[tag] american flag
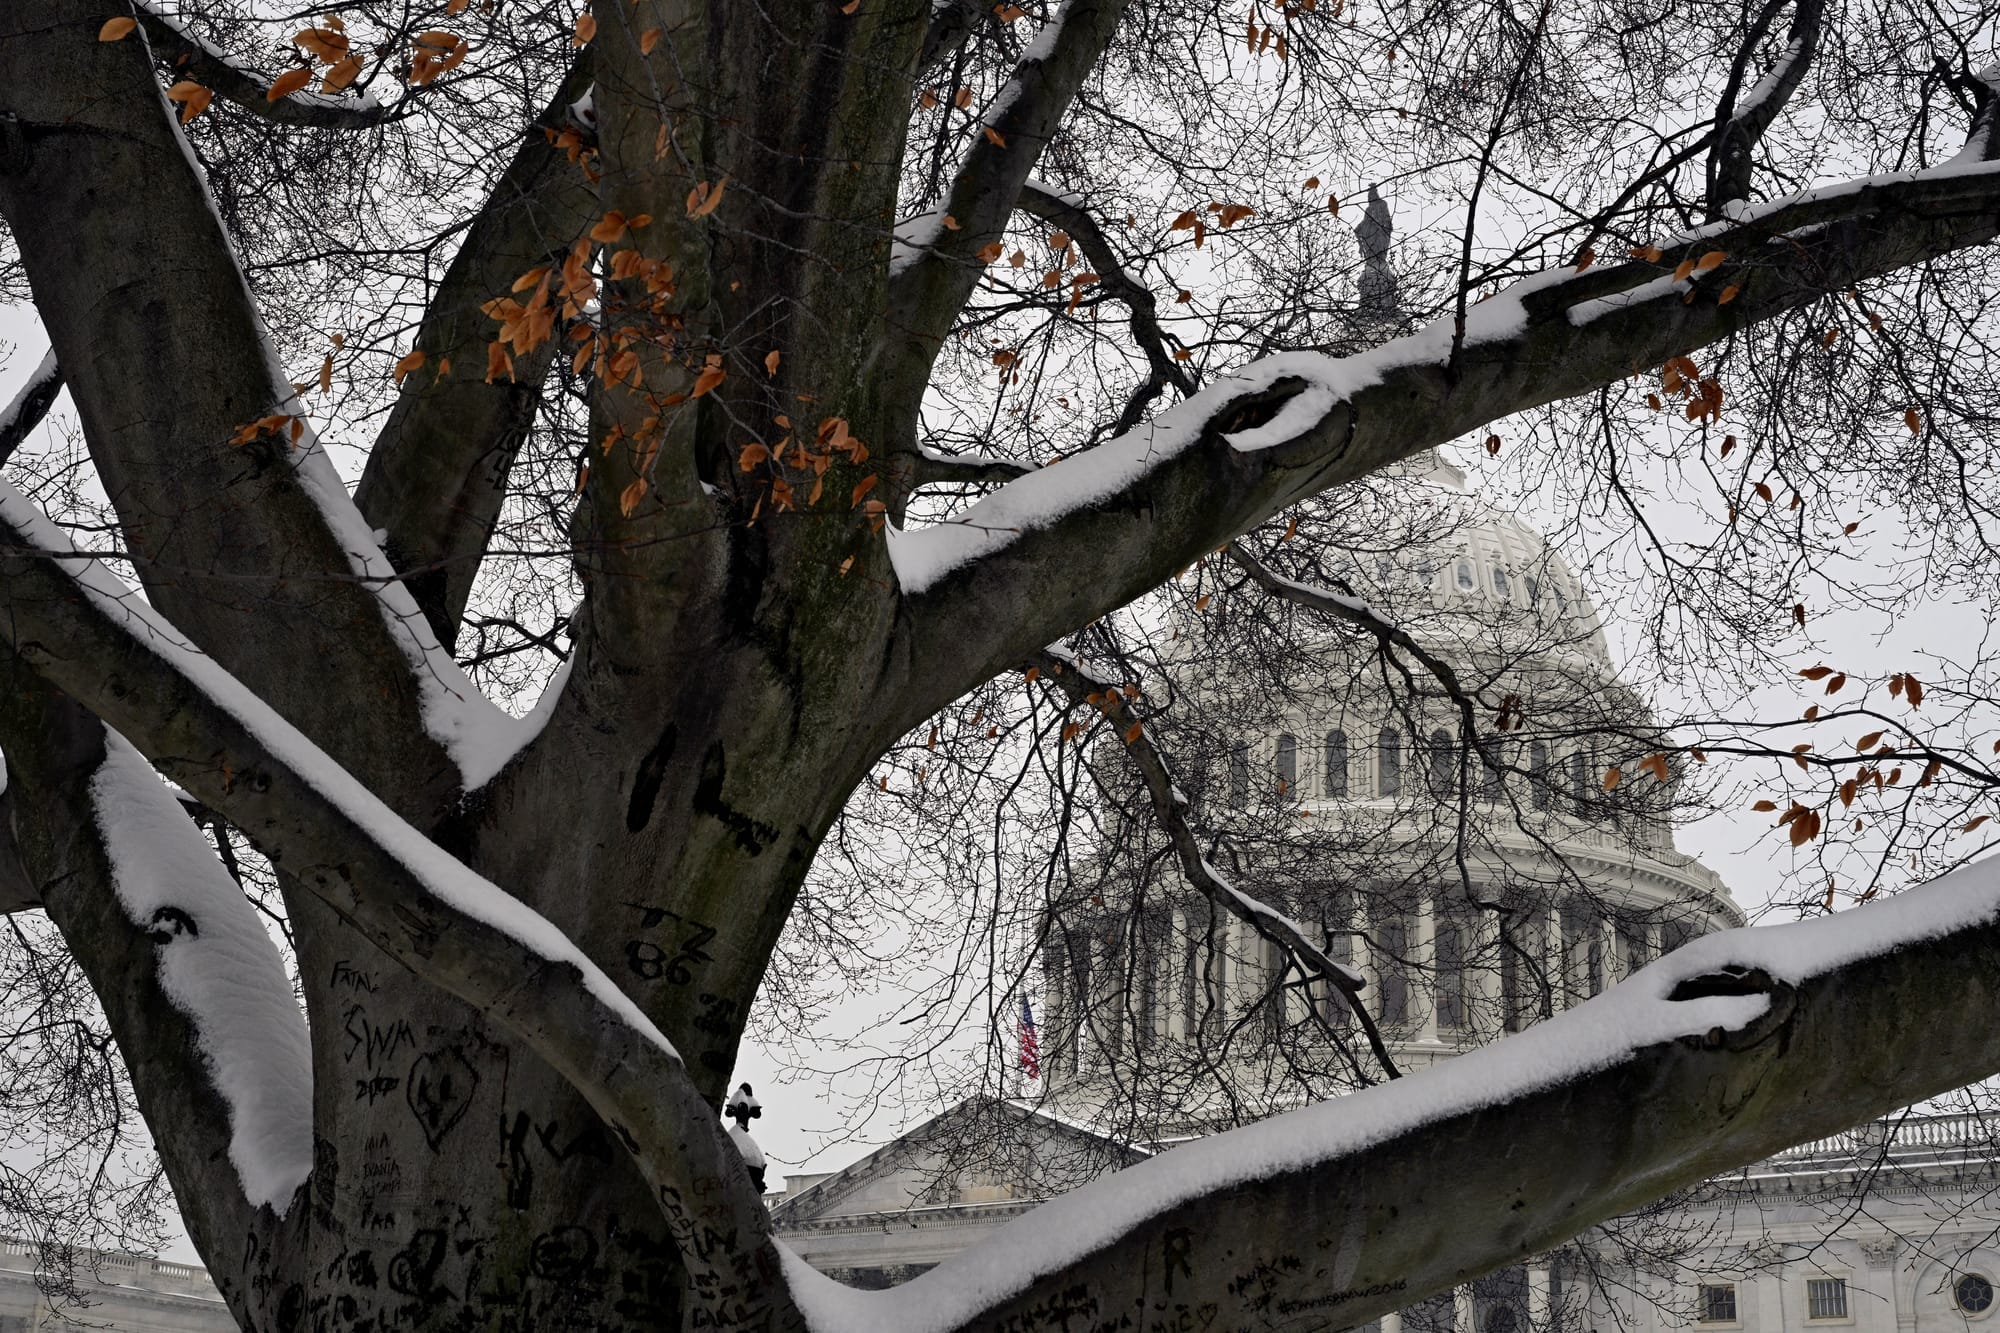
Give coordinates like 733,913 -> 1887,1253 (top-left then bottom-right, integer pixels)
1017,996 -> 1041,1081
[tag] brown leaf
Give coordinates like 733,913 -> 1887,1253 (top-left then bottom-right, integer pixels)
392,348 -> 426,386
686,177 -> 728,219
691,356 -> 726,397
267,67 -> 314,101
166,81 -> 213,123
1602,765 -> 1622,790
850,473 -> 879,507
640,27 -> 663,54
318,354 -> 333,394
1856,731 -> 1884,750
1717,284 -> 1739,304
982,126 -> 1007,147
589,211 -> 628,244
573,13 -> 597,46
618,477 -> 647,517
764,349 -> 781,377
1905,408 -> 1922,435
98,16 -> 137,41
321,55 -> 363,92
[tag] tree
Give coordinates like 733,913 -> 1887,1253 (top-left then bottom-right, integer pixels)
4,0 -> 2000,1328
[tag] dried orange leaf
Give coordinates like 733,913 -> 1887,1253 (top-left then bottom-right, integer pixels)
98,16 -> 137,41
640,26 -> 663,54
618,476 -> 647,517
321,54 -> 363,92
691,357 -> 726,397
166,81 -> 213,123
589,211 -> 628,243
318,354 -> 333,395
1693,249 -> 1726,273
267,67 -> 313,101
982,126 -> 1007,147
573,13 -> 597,46
392,349 -> 427,386
764,349 -> 781,377
686,176 -> 728,219
1717,284 -> 1739,304
850,473 -> 879,507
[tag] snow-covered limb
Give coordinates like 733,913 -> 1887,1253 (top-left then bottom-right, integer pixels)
0,486 -> 800,1333
785,867 -> 2000,1333
878,0 -> 1128,390
1030,644 -> 1397,1081
0,348 -> 59,465
1707,0 -> 1824,216
132,5 -> 393,130
88,734 -> 312,1214
887,155 -> 2000,726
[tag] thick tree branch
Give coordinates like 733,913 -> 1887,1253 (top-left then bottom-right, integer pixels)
1707,0 -> 1824,218
0,0 -> 484,817
133,5 -> 395,131
0,682 -> 288,1325
790,873 -> 2000,1331
355,55 -> 598,649
1017,181 -> 1196,430
874,0 -> 1129,421
1031,643 -> 1401,1081
0,488 -> 802,1333
0,348 -> 59,466
885,159 -> 2000,729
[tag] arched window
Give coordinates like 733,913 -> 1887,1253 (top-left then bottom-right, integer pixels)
1569,748 -> 1591,817
1275,733 -> 1297,795
1454,559 -> 1477,592
1325,730 -> 1350,798
1228,746 -> 1250,807
1524,574 -> 1541,608
1491,563 -> 1511,600
1428,727 -> 1454,789
1530,741 -> 1551,810
1377,728 -> 1402,797
1481,746 -> 1506,803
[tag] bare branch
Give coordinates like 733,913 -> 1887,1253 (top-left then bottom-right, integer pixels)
875,0 -> 1129,418
0,348 -> 59,466
355,56 -> 598,648
1016,181 -> 1196,430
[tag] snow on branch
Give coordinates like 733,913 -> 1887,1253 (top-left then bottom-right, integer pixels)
1707,0 -> 1824,217
882,0 -> 1128,367
133,5 -> 393,130
782,862 -> 2000,1332
0,349 -> 60,466
886,155 -> 2000,718
1031,643 -> 1399,1081
0,484 -> 798,1330
88,734 -> 311,1213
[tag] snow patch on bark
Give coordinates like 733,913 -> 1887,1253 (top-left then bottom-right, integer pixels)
89,734 -> 312,1214
0,482 -> 676,1064
779,859 -> 2000,1331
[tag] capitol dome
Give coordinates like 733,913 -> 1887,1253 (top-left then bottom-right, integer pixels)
1040,456 -> 1743,1117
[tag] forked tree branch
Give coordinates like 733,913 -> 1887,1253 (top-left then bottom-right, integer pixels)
1707,0 -> 1825,217
0,490 -> 799,1333
875,0 -> 1130,415
1016,181 -> 1196,430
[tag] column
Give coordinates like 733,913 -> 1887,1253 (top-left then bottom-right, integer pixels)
1473,911 -> 1503,1038
1455,1284 -> 1477,1333
1168,909 -> 1188,1041
1528,1263 -> 1552,1333
1546,904 -> 1566,1014
1353,895 -> 1376,1019
1415,894 -> 1439,1043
